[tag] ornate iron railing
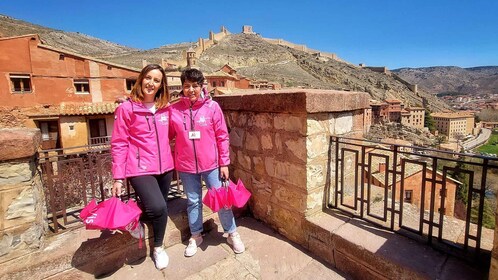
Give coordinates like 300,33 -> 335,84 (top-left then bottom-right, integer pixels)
38,144 -> 182,233
327,136 -> 498,259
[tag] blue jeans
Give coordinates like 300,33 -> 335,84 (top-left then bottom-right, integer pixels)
179,168 -> 237,235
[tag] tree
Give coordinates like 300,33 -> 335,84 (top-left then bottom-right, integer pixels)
424,109 -> 435,133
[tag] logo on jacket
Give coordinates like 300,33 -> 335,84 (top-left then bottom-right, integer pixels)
158,115 -> 169,125
197,115 -> 209,127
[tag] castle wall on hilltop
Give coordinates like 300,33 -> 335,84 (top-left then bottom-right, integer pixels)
262,38 -> 337,60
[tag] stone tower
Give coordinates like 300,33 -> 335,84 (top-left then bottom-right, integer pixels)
186,46 -> 197,68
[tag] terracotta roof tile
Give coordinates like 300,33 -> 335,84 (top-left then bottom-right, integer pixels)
59,102 -> 118,116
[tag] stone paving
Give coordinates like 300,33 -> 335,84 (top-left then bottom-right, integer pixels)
48,217 -> 350,280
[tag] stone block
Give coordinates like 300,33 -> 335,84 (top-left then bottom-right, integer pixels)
274,133 -> 283,154
333,112 -> 353,135
252,156 -> 266,177
260,133 -> 272,150
245,132 -> 260,151
272,184 -> 306,211
0,128 -> 41,161
306,187 -> 325,213
284,138 -> 306,163
274,114 -> 305,135
1,185 -> 36,231
306,134 -> 329,159
251,176 -> 271,194
251,113 -> 272,130
236,150 -> 251,170
307,164 -> 325,190
307,113 -> 329,136
229,127 -> 244,148
0,161 -> 35,185
272,206 -> 304,244
265,158 -> 305,187
307,118 -> 326,136
333,218 -> 446,279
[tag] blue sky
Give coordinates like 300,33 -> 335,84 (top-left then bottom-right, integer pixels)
1,0 -> 497,69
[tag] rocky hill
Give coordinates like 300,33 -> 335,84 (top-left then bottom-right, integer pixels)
393,66 -> 498,96
0,15 -> 137,57
196,34 -> 449,112
1,14 -> 451,112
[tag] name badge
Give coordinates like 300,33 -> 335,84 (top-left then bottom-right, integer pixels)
189,131 -> 201,140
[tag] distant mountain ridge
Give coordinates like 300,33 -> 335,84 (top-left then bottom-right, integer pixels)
1,14 -> 452,112
393,66 -> 498,96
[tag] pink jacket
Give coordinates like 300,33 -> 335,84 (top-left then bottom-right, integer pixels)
169,96 -> 230,173
111,100 -> 174,179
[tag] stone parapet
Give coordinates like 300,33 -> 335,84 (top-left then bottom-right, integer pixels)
0,128 -> 45,265
216,89 -> 369,114
0,128 -> 41,161
215,89 -> 370,244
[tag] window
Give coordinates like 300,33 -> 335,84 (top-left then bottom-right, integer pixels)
212,81 -> 217,87
74,79 -> 90,94
126,79 -> 136,91
221,81 -> 225,87
404,190 -> 413,203
10,74 -> 32,93
89,118 -> 109,145
38,120 -> 59,149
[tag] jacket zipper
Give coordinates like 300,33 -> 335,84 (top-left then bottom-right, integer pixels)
145,115 -> 151,131
137,148 -> 140,168
190,106 -> 199,174
152,113 -> 162,172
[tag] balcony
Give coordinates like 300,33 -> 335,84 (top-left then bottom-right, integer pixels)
1,90 -> 497,279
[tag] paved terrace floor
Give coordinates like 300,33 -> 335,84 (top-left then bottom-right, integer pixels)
47,217 -> 350,280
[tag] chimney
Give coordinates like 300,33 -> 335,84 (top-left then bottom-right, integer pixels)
378,162 -> 386,173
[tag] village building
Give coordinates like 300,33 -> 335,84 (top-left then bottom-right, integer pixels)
385,99 -> 403,123
400,106 -> 425,129
432,111 -> 475,140
365,148 -> 459,217
0,34 -> 140,151
204,64 -> 281,96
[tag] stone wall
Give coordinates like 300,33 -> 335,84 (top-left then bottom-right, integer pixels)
215,89 -> 370,244
0,128 -> 46,263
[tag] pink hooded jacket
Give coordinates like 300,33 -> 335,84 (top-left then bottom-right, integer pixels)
169,96 -> 230,173
111,100 -> 174,179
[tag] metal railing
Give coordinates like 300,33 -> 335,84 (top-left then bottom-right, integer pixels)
327,136 -> 498,259
89,135 -> 112,146
38,144 -> 182,233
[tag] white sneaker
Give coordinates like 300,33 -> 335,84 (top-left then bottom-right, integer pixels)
184,234 -> 203,257
153,247 -> 169,270
227,232 -> 245,254
128,222 -> 144,239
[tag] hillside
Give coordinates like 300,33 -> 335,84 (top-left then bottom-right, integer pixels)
0,14 -> 451,112
195,34 -> 449,112
0,15 -> 137,57
393,66 -> 498,96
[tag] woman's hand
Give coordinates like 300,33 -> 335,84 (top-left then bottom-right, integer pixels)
112,180 -> 124,197
220,166 -> 229,181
